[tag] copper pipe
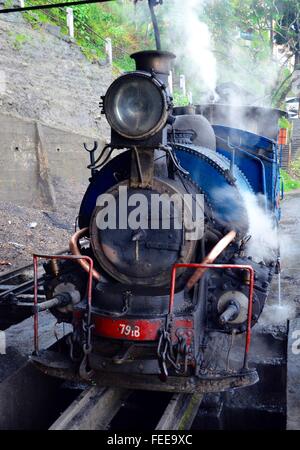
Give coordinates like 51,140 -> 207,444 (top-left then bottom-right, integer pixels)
186,230 -> 237,291
69,227 -> 101,281
50,259 -> 59,277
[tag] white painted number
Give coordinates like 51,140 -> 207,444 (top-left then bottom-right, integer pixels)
292,330 -> 300,355
119,324 -> 141,338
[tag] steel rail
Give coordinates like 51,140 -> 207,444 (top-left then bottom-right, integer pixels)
0,262 -> 33,284
49,386 -> 202,430
0,276 -> 44,299
0,248 -> 69,300
49,386 -> 131,430
155,392 -> 203,430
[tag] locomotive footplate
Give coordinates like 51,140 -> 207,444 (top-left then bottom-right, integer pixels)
30,350 -> 259,394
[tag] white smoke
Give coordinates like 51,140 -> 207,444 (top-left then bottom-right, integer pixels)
162,0 -> 217,98
209,186 -> 278,262
135,0 -> 285,109
259,303 -> 295,326
243,192 -> 279,262
222,44 -> 281,108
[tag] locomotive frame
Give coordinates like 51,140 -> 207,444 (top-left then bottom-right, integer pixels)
29,49 -> 282,394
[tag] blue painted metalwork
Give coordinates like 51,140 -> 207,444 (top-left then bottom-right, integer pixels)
172,143 -> 252,232
79,123 -> 281,231
79,150 -> 131,229
213,125 -> 280,217
215,133 -> 268,210
79,143 -> 253,233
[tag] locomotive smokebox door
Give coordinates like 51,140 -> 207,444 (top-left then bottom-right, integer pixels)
89,177 -> 198,287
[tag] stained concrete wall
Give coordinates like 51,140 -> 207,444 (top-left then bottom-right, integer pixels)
0,9 -> 112,139
0,112 -> 104,209
0,5 -> 115,210
291,118 -> 300,159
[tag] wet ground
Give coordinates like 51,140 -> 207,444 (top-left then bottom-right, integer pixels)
212,191 -> 300,430
259,190 -> 300,327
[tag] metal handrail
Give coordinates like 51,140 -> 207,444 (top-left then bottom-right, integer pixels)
169,262 -> 255,370
33,253 -> 94,354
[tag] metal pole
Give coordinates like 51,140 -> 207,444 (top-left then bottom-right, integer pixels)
105,37 -> 112,65
33,255 -> 39,355
148,0 -> 161,51
179,74 -> 186,97
66,7 -> 74,38
168,70 -> 173,95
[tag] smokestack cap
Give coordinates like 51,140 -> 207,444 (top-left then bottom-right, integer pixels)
131,50 -> 176,75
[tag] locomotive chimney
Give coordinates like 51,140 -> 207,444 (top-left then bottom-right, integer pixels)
131,50 -> 175,84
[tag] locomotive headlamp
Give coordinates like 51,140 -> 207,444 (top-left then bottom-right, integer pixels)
103,73 -> 169,140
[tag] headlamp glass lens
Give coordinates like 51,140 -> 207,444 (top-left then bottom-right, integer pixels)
106,75 -> 165,139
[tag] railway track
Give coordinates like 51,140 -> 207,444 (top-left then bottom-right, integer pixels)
0,259 -> 203,431
0,261 -> 40,298
0,359 -> 203,430
0,308 -> 294,431
0,326 -> 203,430
0,262 -> 44,328
0,299 -> 293,431
49,387 -> 203,431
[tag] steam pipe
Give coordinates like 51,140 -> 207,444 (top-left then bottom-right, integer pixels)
186,230 -> 237,291
33,293 -> 71,313
69,228 -> 101,281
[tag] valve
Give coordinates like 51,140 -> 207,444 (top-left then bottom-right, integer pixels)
219,300 -> 240,325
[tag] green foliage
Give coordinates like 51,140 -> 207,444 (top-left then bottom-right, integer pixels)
23,0 -> 153,72
280,169 -> 300,192
289,156 -> 300,179
274,0 -> 300,49
9,32 -> 32,50
4,0 -> 14,7
172,90 -> 190,107
281,155 -> 300,193
278,116 -> 291,129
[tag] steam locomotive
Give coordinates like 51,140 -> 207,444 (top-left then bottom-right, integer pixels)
32,50 -> 281,393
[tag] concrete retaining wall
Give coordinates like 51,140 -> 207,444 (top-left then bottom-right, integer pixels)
281,144 -> 292,169
0,13 -> 112,139
291,118 -> 300,159
0,112 -> 104,209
